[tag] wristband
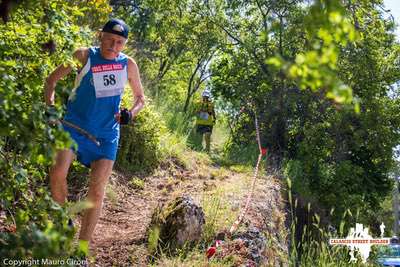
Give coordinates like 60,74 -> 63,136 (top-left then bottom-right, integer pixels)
120,108 -> 132,125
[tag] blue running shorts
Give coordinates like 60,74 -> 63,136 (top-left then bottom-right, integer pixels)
63,125 -> 119,167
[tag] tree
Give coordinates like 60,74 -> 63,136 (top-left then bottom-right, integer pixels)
208,0 -> 400,222
111,0 -> 222,110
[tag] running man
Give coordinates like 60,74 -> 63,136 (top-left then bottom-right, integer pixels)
44,18 -> 145,243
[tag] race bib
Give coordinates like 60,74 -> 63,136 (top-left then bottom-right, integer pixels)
199,111 -> 209,120
92,64 -> 127,98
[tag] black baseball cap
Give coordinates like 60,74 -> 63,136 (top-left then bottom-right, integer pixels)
102,18 -> 129,39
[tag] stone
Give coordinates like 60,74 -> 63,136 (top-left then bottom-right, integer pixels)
147,195 -> 205,255
216,226 -> 267,266
232,226 -> 267,265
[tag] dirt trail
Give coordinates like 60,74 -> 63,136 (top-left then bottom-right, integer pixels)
75,159 -> 286,266
91,168 -> 205,266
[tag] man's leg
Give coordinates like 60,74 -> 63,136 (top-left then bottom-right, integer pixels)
50,149 -> 75,205
204,131 -> 211,152
79,159 -> 113,242
190,126 -> 204,151
200,132 -> 205,150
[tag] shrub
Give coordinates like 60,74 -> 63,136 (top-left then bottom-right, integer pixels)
116,104 -> 167,173
0,0 -> 110,260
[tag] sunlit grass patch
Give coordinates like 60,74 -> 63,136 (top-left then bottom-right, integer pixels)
105,184 -> 118,206
130,177 -> 145,190
229,164 -> 253,174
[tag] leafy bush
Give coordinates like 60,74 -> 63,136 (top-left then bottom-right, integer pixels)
0,0 -> 110,260
116,104 -> 168,173
0,193 -> 88,259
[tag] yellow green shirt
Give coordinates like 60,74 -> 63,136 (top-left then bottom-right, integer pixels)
195,101 -> 215,126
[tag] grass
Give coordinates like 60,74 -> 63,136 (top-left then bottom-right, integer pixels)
209,168 -> 230,180
200,186 -> 241,244
209,117 -> 231,153
105,184 -> 118,206
160,132 -> 188,163
285,178 -> 382,267
228,164 -> 254,174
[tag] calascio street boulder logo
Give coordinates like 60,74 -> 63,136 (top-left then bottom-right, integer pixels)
330,223 -> 390,263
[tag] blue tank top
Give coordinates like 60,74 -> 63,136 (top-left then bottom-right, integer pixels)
64,47 -> 128,140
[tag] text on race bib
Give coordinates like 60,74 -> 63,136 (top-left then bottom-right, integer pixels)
92,64 -> 127,98
199,111 -> 209,120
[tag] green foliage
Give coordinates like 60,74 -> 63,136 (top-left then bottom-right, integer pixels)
112,0 -> 223,122
0,184 -> 89,259
158,101 -> 195,139
268,0 -> 359,105
221,140 -> 260,166
0,198 -> 87,259
116,104 -> 167,173
0,0 -> 110,259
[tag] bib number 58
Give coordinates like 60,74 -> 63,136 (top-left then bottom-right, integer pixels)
103,74 -> 116,86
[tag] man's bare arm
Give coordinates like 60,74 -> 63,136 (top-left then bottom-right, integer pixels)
127,57 -> 145,118
44,48 -> 88,106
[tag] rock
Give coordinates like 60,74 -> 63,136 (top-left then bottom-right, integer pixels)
147,195 -> 205,255
216,226 -> 267,266
232,226 -> 267,265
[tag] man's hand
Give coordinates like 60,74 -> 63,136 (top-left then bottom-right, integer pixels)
115,108 -> 132,125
